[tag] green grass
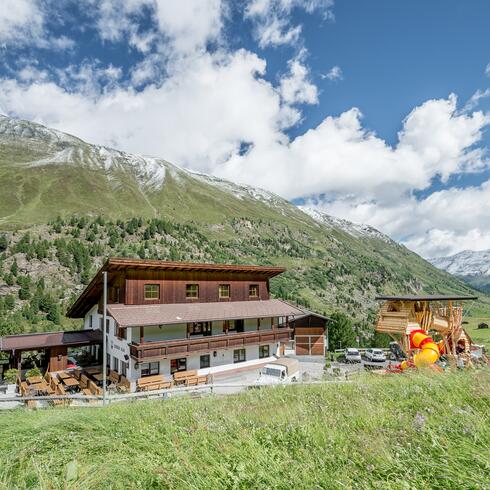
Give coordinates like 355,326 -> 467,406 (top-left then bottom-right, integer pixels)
1,370 -> 489,489
464,317 -> 490,346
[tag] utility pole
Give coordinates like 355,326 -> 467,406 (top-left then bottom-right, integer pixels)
102,271 -> 107,406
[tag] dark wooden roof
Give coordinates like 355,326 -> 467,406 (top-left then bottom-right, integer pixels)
108,299 -> 304,327
375,294 -> 478,302
0,329 -> 102,352
67,258 -> 286,318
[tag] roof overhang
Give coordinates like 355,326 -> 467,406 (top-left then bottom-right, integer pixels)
0,329 -> 102,352
375,294 -> 478,302
107,299 -> 304,328
67,258 -> 287,318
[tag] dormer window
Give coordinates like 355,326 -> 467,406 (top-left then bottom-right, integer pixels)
144,284 -> 160,300
219,284 -> 230,299
186,284 -> 199,299
249,284 -> 259,298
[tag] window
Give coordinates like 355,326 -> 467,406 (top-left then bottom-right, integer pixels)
186,284 -> 199,299
189,322 -> 212,336
144,284 -> 160,300
121,361 -> 128,377
200,354 -> 210,369
117,326 -> 127,340
106,354 -> 111,369
113,357 -> 119,373
259,345 -> 270,359
233,348 -> 246,363
170,358 -> 187,374
141,362 -> 160,377
229,319 -> 244,333
219,284 -> 230,298
249,284 -> 259,298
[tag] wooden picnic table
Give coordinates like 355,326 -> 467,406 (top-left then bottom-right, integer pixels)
58,371 -> 72,380
92,373 -> 104,381
85,367 -> 102,375
27,376 -> 43,385
63,377 -> 79,387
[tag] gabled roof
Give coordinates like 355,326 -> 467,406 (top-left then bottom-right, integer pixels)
67,258 -> 286,318
107,299 -> 304,327
375,294 -> 478,302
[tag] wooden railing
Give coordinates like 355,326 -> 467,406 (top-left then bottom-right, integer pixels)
129,328 -> 293,362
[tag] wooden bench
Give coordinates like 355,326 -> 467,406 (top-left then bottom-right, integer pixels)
109,370 -> 120,385
136,375 -> 172,392
88,380 -> 102,396
118,376 -> 131,392
79,374 -> 90,389
173,370 -> 206,386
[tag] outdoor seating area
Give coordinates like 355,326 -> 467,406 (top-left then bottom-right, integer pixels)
173,370 -> 208,387
13,365 -> 133,406
135,370 -> 209,392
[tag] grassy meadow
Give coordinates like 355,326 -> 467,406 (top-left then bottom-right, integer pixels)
0,370 -> 489,489
464,316 -> 490,346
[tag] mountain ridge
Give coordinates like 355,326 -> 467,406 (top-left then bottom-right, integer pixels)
0,114 -> 488,336
430,249 -> 490,292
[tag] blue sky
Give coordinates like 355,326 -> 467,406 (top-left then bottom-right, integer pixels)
1,0 -> 490,258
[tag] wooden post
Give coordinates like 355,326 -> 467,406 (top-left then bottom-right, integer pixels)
257,318 -> 260,331
140,326 -> 145,343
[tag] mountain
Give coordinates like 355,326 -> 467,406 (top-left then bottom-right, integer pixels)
430,250 -> 490,293
0,114 -> 488,336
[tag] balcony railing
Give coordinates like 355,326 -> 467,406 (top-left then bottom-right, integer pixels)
130,328 -> 293,362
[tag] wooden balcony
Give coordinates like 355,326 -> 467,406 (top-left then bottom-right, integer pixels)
130,328 -> 293,362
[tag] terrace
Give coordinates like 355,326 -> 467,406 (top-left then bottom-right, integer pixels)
130,327 -> 293,362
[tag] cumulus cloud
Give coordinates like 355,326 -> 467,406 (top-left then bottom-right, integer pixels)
2,0 -> 490,260
0,0 -> 74,50
0,0 -> 44,46
87,0 -> 224,56
279,53 -> 318,104
245,0 -> 334,48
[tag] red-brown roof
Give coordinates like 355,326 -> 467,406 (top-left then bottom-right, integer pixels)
0,329 -> 102,352
67,258 -> 286,318
108,299 -> 304,327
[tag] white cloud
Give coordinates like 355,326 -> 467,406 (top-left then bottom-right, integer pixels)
279,53 -> 318,104
0,0 -> 44,46
89,0 -> 224,56
485,62 -> 490,77
245,0 -> 334,48
321,65 -> 342,81
2,0 -> 490,260
463,88 -> 490,112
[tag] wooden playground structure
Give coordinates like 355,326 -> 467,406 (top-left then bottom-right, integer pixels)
375,294 -> 478,366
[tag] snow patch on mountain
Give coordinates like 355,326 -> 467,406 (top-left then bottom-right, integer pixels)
300,206 -> 394,243
430,250 -> 490,276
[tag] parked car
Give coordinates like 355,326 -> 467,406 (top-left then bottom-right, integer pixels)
364,348 -> 386,362
256,358 -> 301,384
344,348 -> 362,363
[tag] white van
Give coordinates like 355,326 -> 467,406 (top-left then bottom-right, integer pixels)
256,358 -> 301,385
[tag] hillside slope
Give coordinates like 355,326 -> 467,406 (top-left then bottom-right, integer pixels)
1,372 -> 488,489
0,115 -> 487,337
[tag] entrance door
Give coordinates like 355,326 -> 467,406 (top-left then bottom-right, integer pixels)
170,358 -> 187,374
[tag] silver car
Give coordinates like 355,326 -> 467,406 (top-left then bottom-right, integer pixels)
344,348 -> 362,363
365,348 -> 386,362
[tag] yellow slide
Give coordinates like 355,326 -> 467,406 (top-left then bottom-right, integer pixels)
401,329 -> 440,370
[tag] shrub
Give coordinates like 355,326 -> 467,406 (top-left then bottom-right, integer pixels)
25,366 -> 42,378
3,368 -> 19,384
